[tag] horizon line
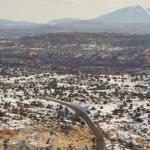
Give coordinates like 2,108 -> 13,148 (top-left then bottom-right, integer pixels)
0,4 -> 149,24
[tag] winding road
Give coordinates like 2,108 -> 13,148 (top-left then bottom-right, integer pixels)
38,97 -> 105,150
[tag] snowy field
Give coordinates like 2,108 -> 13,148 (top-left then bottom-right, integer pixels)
0,66 -> 150,149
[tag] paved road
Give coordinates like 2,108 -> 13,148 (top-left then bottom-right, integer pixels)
38,97 -> 105,150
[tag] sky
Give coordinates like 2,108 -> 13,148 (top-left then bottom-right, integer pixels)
0,0 -> 150,23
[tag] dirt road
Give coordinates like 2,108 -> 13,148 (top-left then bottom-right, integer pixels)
38,97 -> 105,150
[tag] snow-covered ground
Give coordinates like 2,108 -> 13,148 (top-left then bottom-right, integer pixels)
0,66 -> 149,149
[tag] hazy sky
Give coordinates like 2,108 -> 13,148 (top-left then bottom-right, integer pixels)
0,0 -> 150,23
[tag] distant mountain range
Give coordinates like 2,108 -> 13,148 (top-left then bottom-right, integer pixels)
48,5 -> 150,24
0,5 -> 150,39
0,19 -> 39,28
94,5 -> 150,23
47,18 -> 80,25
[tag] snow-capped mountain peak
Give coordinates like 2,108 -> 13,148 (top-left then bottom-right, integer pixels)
95,5 -> 150,23
131,5 -> 150,15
